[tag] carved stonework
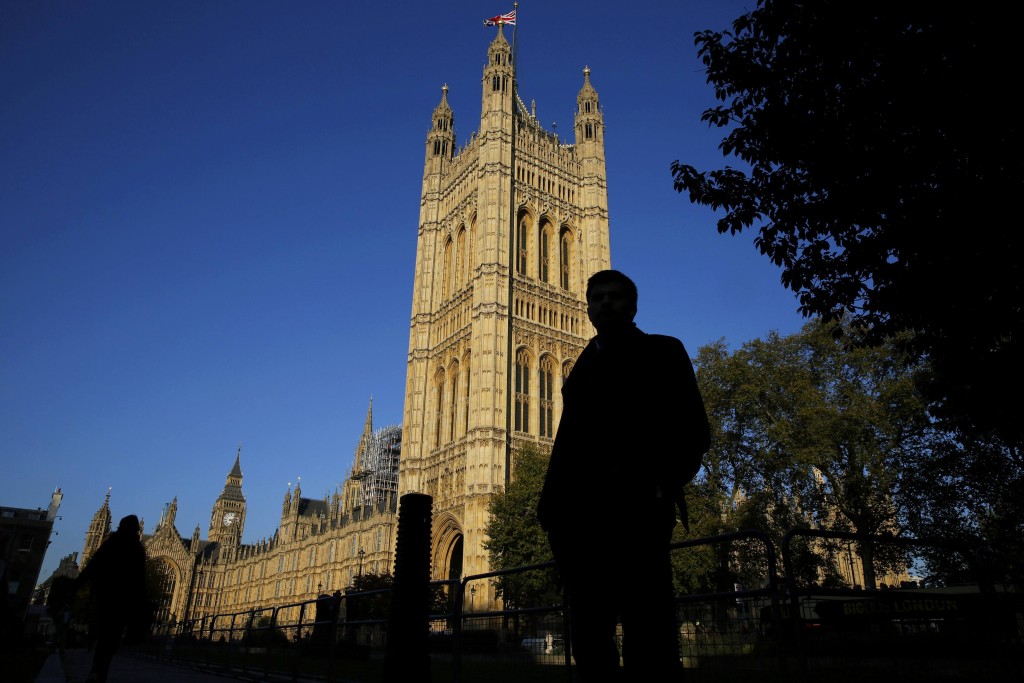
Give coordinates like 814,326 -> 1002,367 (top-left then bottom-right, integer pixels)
399,31 -> 609,597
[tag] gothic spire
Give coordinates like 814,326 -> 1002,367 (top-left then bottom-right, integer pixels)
425,84 -> 455,164
231,442 -> 243,478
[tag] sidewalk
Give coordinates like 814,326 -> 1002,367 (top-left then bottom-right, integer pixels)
33,648 -> 291,683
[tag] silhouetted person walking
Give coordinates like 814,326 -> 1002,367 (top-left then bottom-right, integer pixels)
75,514 -> 148,683
537,270 -> 710,682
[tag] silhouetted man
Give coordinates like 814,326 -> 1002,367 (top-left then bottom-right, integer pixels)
75,514 -> 148,683
537,269 -> 710,682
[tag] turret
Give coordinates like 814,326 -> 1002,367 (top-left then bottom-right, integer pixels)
480,24 -> 514,134
575,66 -> 604,156
573,66 -> 610,275
80,488 -> 112,568
353,397 -> 374,476
425,84 -> 455,171
167,497 -> 178,526
47,488 -> 63,522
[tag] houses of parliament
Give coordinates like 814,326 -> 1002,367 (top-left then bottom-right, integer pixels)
76,24 -> 610,622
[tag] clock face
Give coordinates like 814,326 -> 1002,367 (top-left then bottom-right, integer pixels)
223,512 -> 237,526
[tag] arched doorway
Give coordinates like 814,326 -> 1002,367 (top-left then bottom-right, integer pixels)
447,537 -> 463,581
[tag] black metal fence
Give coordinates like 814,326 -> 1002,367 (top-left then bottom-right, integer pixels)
136,528 -> 1022,682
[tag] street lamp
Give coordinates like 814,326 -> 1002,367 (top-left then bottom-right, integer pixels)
470,585 -> 476,610
358,548 -> 365,578
317,581 -> 323,595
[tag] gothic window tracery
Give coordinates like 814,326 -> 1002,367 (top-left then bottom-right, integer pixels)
449,360 -> 460,442
434,369 -> 446,448
516,215 -> 529,275
463,351 -> 471,434
559,227 -> 572,290
455,227 -> 466,288
442,237 -> 453,298
539,355 -> 555,438
539,221 -> 553,283
515,349 -> 531,433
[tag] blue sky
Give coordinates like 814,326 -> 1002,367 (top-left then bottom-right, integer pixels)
2,0 -> 806,581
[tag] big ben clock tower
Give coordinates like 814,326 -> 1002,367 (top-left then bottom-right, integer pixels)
209,446 -> 246,546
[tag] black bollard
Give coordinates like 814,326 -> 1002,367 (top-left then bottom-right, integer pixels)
382,493 -> 432,682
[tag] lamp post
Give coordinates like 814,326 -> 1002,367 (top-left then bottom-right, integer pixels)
470,585 -> 476,611
357,548 -> 365,578
317,581 -> 323,595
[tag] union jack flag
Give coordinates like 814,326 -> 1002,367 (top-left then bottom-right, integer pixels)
483,10 -> 516,26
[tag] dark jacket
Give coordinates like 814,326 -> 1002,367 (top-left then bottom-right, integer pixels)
537,325 -> 709,536
76,527 -> 147,620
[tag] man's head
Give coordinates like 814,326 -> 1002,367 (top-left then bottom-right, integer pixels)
117,515 -> 140,536
586,270 -> 637,333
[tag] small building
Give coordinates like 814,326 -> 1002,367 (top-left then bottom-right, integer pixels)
0,489 -> 63,639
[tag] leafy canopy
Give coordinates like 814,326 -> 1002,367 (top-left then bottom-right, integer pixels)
693,319 -> 934,588
674,1 -> 1023,446
483,442 -> 558,608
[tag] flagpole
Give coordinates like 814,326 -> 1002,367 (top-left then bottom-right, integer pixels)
505,3 -> 519,488
511,2 -> 519,90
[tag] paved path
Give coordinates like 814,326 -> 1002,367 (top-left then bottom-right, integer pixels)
33,648 -> 326,683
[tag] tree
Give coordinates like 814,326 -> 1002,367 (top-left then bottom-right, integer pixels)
673,1 -> 1023,446
347,572 -> 393,621
899,428 -> 1024,588
483,442 -> 558,609
693,319 -> 935,588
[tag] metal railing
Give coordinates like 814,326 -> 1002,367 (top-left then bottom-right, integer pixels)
135,527 -> 1020,682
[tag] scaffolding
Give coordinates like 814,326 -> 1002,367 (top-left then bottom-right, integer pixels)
352,424 -> 402,507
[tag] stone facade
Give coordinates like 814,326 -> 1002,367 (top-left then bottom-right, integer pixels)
398,24 -> 610,596
81,401 -> 399,628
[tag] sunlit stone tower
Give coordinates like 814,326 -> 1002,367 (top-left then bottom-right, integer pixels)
398,24 -> 611,592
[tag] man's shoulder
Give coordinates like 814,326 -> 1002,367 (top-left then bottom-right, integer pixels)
641,332 -> 686,351
643,332 -> 683,343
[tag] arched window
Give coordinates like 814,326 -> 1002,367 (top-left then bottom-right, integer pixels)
515,349 -> 531,433
539,222 -> 552,283
559,228 -> 572,290
516,216 -> 529,275
442,238 -> 453,297
463,352 -> 472,434
539,356 -> 555,438
434,369 -> 446,448
449,361 -> 460,442
455,227 -> 467,288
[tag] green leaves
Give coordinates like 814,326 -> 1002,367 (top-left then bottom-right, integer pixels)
676,1 -> 1023,447
693,318 -> 931,587
483,442 -> 558,608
